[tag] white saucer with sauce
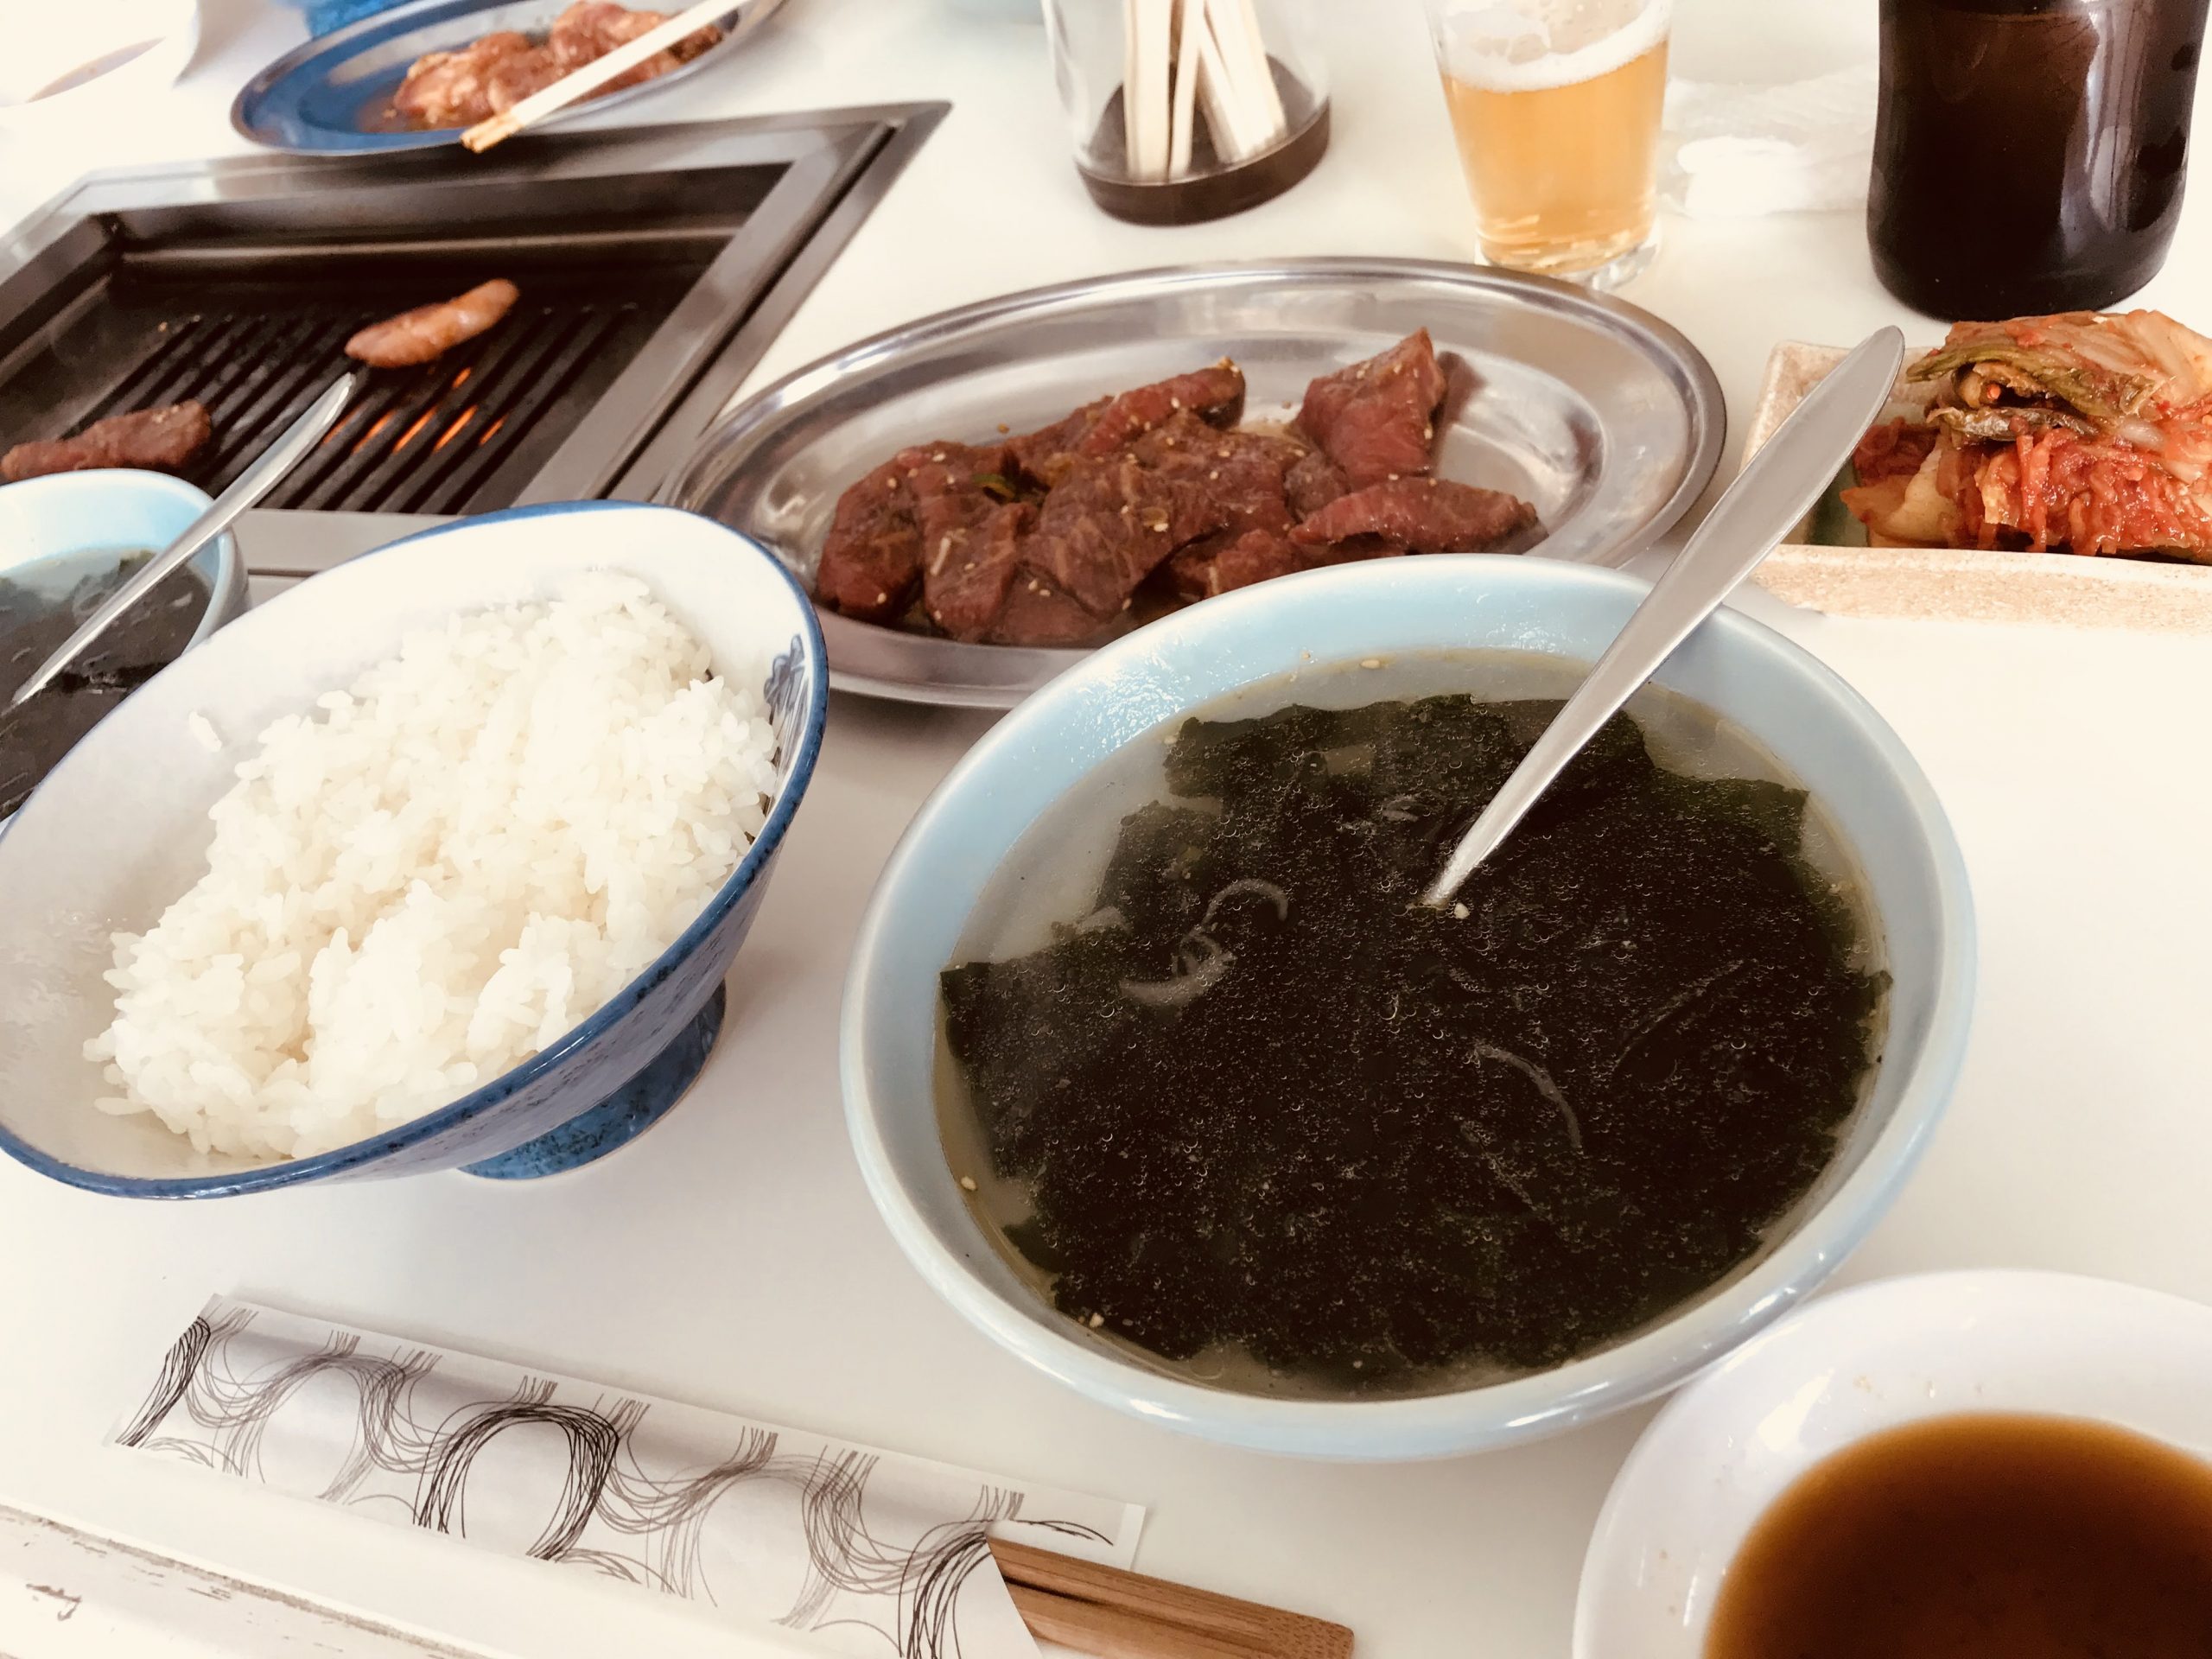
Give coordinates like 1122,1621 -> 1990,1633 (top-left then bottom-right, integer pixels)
1574,1268 -> 2212,1656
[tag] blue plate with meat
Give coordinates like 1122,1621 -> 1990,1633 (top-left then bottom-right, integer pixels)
232,0 -> 775,154
663,259 -> 1727,709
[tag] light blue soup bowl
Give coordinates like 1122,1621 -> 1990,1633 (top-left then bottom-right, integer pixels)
843,556 -> 1976,1460
0,502 -> 825,1196
0,468 -> 248,661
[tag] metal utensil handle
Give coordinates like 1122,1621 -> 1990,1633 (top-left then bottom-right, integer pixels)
1422,326 -> 1907,908
10,374 -> 356,709
461,0 -> 733,153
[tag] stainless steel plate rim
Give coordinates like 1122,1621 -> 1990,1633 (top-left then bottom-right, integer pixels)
230,0 -> 781,155
668,257 -> 1725,708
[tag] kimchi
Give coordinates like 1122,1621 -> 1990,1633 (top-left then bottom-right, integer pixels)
1842,310 -> 2212,559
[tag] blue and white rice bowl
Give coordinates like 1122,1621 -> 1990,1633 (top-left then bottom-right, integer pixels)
0,502 -> 825,1195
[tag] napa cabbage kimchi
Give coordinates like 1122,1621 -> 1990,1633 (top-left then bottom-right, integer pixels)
1843,310 -> 2212,559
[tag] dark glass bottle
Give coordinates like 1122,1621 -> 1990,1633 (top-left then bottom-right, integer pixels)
1870,0 -> 2210,317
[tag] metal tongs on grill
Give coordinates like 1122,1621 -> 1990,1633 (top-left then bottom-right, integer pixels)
10,375 -> 356,709
1423,328 -> 1907,907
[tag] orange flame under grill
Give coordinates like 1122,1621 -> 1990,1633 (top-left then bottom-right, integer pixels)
432,406 -> 480,453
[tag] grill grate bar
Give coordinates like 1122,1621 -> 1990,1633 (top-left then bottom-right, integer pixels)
148,316 -> 272,416
394,307 -> 629,514
72,315 -> 241,429
66,318 -> 210,428
28,288 -> 690,515
166,314 -> 300,437
335,308 -> 586,514
285,307 -> 563,513
197,317 -> 359,486
271,368 -> 429,511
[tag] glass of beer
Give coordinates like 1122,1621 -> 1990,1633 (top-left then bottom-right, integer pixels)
1423,0 -> 1671,289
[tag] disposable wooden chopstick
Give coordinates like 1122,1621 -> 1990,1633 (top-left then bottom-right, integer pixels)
1194,1 -> 1272,163
1168,0 -> 1204,178
1222,0 -> 1286,135
1124,0 -> 1176,181
1198,0 -> 1283,160
461,0 -> 728,153
1123,0 -> 1143,172
1132,0 -> 1283,181
1010,1585 -> 1262,1659
1190,12 -> 1250,164
991,1538 -> 1354,1659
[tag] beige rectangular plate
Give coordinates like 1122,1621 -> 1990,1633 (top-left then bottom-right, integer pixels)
1748,340 -> 2212,632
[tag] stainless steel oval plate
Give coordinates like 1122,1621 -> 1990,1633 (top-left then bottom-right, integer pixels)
665,259 -> 1724,708
232,0 -> 778,155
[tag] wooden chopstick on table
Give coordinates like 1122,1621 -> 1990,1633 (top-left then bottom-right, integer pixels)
461,0 -> 729,154
993,1539 -> 1354,1659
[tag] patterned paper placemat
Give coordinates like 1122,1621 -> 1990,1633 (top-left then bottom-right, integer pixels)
115,1298 -> 1143,1659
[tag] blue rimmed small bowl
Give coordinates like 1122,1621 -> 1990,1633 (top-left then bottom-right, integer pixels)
0,467 -> 247,658
0,502 -> 826,1196
0,469 -> 246,830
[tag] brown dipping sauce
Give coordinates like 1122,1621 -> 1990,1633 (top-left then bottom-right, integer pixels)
0,548 -> 208,818
1707,1413 -> 2212,1659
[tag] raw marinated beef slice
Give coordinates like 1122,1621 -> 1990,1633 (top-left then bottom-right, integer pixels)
815,441 -> 1010,624
988,570 -> 1106,647
1024,451 -> 1229,618
1292,477 -> 1538,554
1285,448 -> 1349,518
391,32 -> 535,127
924,499 -> 1035,643
1141,416 -> 1308,601
1189,529 -> 1318,596
1010,363 -> 1247,486
1295,330 -> 1450,489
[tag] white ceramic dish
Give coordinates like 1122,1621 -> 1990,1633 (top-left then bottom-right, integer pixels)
1575,1269 -> 2212,1656
841,555 -> 1977,1459
0,1 -> 200,130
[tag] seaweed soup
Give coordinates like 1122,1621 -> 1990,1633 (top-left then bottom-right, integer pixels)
0,546 -> 207,819
938,653 -> 1889,1402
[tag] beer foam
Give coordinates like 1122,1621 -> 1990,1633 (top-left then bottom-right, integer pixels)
1434,0 -> 1671,93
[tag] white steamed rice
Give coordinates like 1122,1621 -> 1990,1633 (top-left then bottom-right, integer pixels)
85,572 -> 779,1160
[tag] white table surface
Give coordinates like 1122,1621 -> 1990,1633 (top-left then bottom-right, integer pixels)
7,2 -> 2212,1656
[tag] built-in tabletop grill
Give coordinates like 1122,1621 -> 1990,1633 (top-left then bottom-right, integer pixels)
53,271 -> 671,516
0,105 -> 942,561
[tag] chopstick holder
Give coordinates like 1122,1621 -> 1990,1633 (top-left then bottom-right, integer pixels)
112,1297 -> 1142,1659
